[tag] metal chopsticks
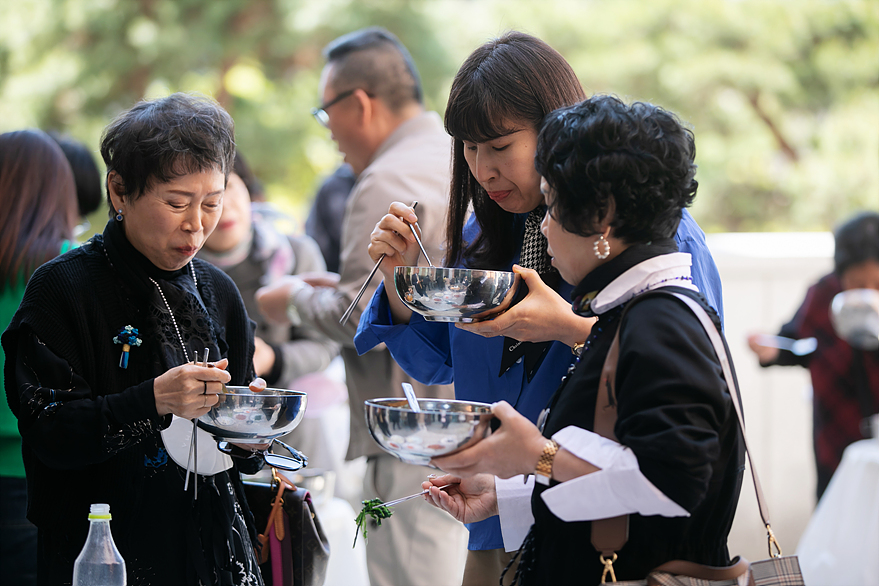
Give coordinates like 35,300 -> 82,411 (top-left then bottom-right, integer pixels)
339,201 -> 422,326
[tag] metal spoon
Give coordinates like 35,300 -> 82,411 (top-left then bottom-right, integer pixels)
382,483 -> 452,508
340,201 -> 419,326
401,382 -> 421,412
754,334 -> 817,356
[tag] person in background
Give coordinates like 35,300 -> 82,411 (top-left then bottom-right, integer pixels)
197,151 -> 338,466
48,131 -> 104,219
255,27 -> 467,586
0,129 -> 78,586
748,211 -> 879,500
305,163 -> 356,273
3,93 -> 268,585
198,151 -> 337,387
423,94 -> 745,585
355,32 -> 724,584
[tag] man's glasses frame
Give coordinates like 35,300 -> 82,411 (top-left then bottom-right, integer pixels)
311,88 -> 374,128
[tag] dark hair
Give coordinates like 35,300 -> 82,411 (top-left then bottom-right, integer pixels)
48,131 -> 103,216
232,151 -> 264,202
323,27 -> 423,112
99,92 -> 235,214
443,32 -> 586,269
535,95 -> 697,244
0,130 -> 77,289
834,211 -> 879,277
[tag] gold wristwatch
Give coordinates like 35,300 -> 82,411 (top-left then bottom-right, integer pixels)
534,439 -> 560,486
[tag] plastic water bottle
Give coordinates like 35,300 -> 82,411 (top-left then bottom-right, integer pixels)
72,503 -> 126,586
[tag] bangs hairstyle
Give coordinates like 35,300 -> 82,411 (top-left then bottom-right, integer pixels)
100,92 -> 235,212
443,32 -> 585,269
536,95 -> 698,244
0,129 -> 77,289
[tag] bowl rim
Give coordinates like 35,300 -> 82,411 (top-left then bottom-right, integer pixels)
218,386 -> 307,397
393,265 -> 515,277
364,397 -> 494,414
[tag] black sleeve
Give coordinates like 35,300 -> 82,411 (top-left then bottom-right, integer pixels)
13,327 -> 163,470
614,296 -> 731,512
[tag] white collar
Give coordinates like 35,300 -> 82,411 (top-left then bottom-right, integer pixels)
591,252 -> 698,315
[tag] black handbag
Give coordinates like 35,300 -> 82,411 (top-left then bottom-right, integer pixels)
243,469 -> 330,586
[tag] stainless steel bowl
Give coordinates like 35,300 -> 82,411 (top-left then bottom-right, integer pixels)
393,266 -> 521,323
198,386 -> 307,443
831,288 -> 879,350
364,398 -> 495,466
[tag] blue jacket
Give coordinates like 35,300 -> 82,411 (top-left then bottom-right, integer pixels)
355,208 -> 723,550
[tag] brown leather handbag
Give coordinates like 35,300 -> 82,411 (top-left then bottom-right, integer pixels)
243,469 -> 330,586
594,291 -> 804,586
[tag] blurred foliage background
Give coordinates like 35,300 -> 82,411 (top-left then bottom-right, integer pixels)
1,0 -> 876,237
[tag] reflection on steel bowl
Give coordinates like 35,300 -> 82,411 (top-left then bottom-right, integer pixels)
198,386 -> 307,443
394,266 -> 521,323
364,398 -> 495,466
831,288 -> 879,350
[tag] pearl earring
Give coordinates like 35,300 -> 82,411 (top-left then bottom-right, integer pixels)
593,234 -> 610,259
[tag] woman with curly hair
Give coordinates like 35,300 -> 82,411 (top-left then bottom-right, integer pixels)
423,95 -> 745,585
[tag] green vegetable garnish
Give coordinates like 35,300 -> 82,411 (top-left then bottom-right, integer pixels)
354,498 -> 392,547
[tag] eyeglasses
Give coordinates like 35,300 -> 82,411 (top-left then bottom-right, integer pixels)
218,437 -> 308,472
310,89 -> 373,128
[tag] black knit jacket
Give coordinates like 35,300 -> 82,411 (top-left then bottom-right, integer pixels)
2,221 -> 259,583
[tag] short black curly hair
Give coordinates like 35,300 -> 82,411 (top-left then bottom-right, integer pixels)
100,92 -> 235,214
535,94 -> 698,243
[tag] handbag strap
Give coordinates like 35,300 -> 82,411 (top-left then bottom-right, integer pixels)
591,290 -> 783,575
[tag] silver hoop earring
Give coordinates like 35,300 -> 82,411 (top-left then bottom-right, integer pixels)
593,234 -> 610,259
115,209 -> 123,222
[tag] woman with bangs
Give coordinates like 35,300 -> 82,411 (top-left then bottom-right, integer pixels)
354,32 -> 724,584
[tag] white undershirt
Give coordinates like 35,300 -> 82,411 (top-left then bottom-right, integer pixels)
497,426 -> 689,551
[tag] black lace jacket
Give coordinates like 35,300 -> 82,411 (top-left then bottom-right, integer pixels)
2,220 -> 263,586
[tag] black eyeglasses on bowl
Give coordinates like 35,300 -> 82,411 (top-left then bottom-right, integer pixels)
310,88 -> 373,128
218,438 -> 308,472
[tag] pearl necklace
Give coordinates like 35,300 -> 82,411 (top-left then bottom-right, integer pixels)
148,262 -> 198,364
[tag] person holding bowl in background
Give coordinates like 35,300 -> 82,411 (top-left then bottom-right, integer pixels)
355,31 -> 725,584
747,210 -> 879,500
423,94 -> 745,585
3,93 -> 268,586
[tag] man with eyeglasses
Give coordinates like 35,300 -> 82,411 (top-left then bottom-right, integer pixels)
255,27 -> 466,586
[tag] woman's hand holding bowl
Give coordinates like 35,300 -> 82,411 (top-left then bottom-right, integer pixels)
154,358 -> 231,419
457,265 -> 595,347
430,401 -> 546,480
421,473 -> 498,524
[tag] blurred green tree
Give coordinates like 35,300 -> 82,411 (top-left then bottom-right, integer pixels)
1,0 -> 876,234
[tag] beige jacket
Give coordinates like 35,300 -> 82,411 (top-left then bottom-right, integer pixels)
290,111 -> 455,459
